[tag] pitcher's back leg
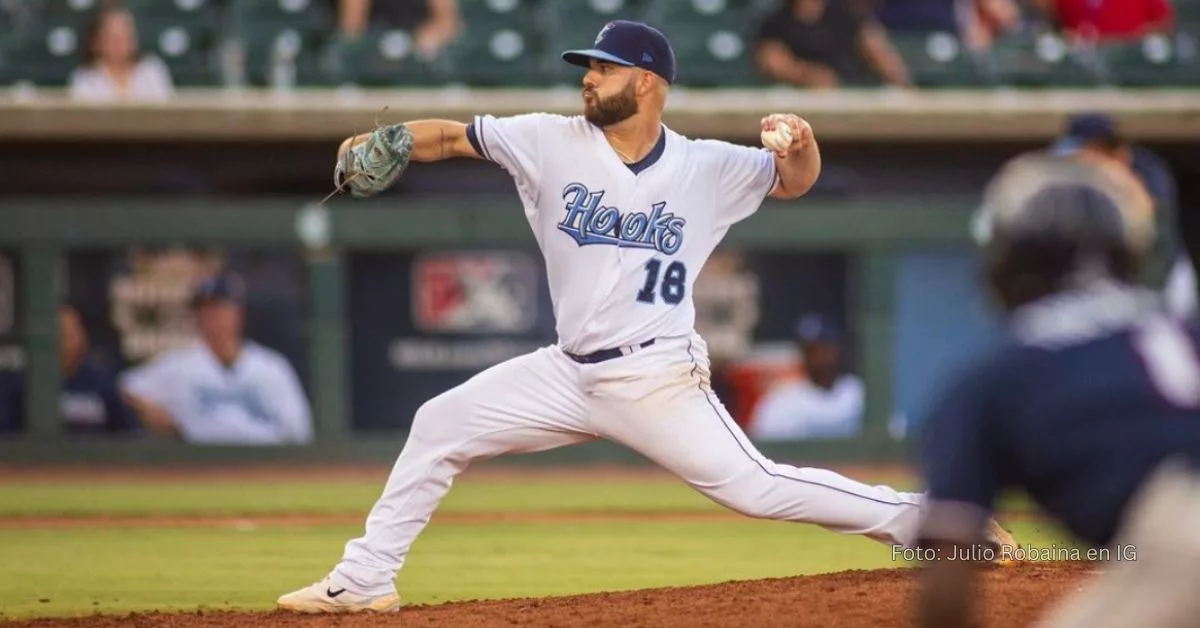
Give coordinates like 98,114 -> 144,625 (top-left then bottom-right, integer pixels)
589,342 -> 922,548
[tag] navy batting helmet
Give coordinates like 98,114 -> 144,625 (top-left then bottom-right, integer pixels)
972,152 -> 1156,311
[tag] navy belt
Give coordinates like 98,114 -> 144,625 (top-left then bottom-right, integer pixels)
566,339 -> 656,364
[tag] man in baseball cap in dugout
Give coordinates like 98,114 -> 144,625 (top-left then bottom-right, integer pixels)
747,314 -> 865,442
120,272 -> 314,445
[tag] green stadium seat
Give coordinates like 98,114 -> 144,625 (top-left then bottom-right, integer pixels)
227,0 -> 333,35
331,28 -> 443,87
125,0 -> 220,21
892,32 -> 989,87
660,24 -> 763,87
136,19 -> 218,86
641,0 -> 755,25
0,20 -> 83,86
539,0 -> 646,85
458,0 -> 541,28
25,0 -> 98,28
981,32 -> 1101,87
238,22 -> 330,87
443,24 -> 546,86
1175,0 -> 1200,24
1098,33 -> 1200,86
640,0 -> 761,86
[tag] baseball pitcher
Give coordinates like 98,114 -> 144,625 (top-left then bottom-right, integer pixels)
278,20 -> 1014,613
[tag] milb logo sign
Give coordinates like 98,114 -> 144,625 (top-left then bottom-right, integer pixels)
412,252 -> 538,334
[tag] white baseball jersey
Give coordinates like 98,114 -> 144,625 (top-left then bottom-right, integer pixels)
469,113 -> 777,355
748,375 -> 865,441
120,341 -> 313,445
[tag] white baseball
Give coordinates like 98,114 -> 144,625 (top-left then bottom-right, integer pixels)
761,122 -> 794,153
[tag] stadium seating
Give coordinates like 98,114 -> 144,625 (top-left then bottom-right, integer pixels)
645,0 -> 766,87
891,32 -> 990,87
539,0 -> 646,85
226,0 -> 333,87
978,30 -> 1102,87
1096,32 -> 1200,87
0,17 -> 85,85
442,0 -> 546,86
0,0 -> 1197,89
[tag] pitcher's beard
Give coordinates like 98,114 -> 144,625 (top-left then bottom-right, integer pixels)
583,83 -> 639,127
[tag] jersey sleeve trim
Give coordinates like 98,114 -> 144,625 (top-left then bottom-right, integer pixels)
465,119 -> 486,160
471,115 -> 496,162
760,154 -> 780,203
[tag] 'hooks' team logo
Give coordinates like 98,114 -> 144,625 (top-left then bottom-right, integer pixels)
557,183 -> 686,255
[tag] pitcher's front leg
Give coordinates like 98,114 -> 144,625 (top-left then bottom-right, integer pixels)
278,347 -> 593,613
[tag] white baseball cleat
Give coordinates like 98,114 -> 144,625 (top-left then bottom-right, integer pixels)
987,519 -> 1021,566
276,576 -> 401,614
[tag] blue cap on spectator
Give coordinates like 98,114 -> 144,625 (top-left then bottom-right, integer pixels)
191,273 -> 246,308
795,313 -> 841,345
1050,113 -> 1122,155
561,20 -> 677,85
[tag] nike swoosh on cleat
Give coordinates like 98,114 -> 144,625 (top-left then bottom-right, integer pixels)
326,588 -> 347,598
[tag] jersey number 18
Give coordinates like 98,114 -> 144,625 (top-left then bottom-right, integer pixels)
636,259 -> 687,305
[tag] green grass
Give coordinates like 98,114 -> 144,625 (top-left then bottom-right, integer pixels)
0,475 -> 1069,620
0,480 -> 729,517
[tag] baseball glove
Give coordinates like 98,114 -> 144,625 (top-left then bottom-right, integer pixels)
333,121 -> 415,199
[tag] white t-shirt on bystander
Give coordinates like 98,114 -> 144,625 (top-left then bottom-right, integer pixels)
121,341 -> 313,445
69,56 -> 174,102
749,375 -> 865,441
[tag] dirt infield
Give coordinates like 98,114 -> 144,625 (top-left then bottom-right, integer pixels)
1,562 -> 1091,628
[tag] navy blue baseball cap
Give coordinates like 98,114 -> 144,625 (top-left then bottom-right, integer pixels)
191,273 -> 246,308
1050,113 -> 1122,155
561,20 -> 677,84
794,314 -> 841,345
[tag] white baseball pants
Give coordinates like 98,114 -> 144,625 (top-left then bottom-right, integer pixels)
333,333 -> 923,594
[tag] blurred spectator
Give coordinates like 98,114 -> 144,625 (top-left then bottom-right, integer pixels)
0,304 -> 139,436
748,314 -> 864,441
693,250 -> 761,422
875,0 -> 1023,51
1033,0 -> 1174,43
57,303 -> 140,435
337,0 -> 462,61
120,273 -> 313,446
1049,112 -> 1135,167
69,4 -> 174,102
754,0 -> 913,89
1049,112 -> 1191,318
693,250 -> 760,367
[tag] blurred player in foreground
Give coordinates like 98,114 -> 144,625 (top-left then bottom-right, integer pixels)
916,152 -> 1200,627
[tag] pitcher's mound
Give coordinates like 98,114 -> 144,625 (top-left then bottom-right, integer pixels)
4,562 -> 1094,628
